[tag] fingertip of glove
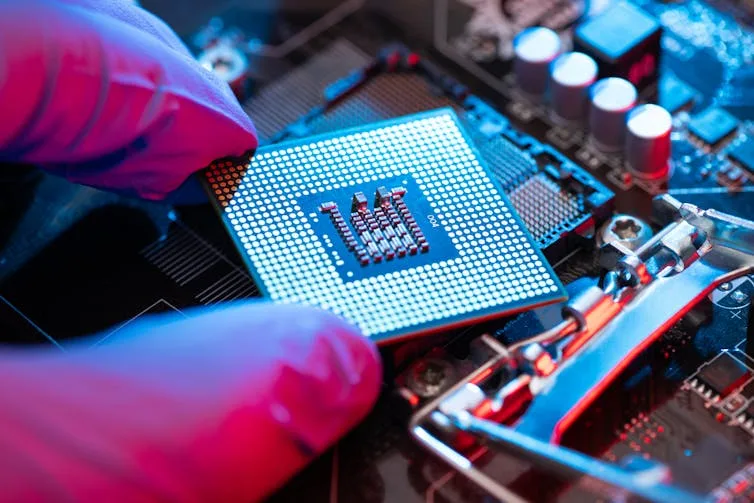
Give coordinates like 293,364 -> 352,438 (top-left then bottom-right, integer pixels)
300,306 -> 382,416
310,306 -> 383,409
274,304 -> 382,383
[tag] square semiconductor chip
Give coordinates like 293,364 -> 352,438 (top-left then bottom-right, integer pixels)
688,107 -> 740,146
730,139 -> 754,173
205,109 -> 566,343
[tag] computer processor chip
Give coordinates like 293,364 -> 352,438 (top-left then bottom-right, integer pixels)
205,109 -> 566,343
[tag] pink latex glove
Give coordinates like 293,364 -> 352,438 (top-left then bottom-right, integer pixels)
0,1 -> 382,501
0,303 -> 382,502
0,0 -> 257,200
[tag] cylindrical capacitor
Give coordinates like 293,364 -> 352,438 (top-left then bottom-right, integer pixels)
589,78 -> 638,152
513,27 -> 562,98
549,52 -> 598,122
625,104 -> 672,180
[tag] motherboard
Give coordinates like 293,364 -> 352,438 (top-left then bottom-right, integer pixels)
3,0 -> 754,501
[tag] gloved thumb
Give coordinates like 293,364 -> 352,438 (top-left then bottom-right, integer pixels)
0,302 -> 382,502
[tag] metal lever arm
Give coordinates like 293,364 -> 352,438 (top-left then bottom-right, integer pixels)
448,411 -> 704,503
409,197 -> 754,502
517,198 -> 754,443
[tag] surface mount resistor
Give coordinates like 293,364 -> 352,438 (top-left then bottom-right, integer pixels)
390,236 -> 404,251
387,206 -> 403,226
364,211 -> 380,230
346,237 -> 359,251
320,201 -> 337,212
378,239 -> 392,255
374,207 -> 392,228
417,240 -> 428,252
369,246 -> 383,264
360,231 -> 374,244
354,224 -> 368,236
356,248 -> 370,266
351,212 -> 368,231
408,222 -> 421,237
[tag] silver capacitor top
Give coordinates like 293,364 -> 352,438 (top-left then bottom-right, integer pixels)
625,104 -> 672,180
549,52 -> 598,122
513,27 -> 562,98
589,77 -> 638,152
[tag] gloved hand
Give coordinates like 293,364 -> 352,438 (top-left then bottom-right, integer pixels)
0,303 -> 382,502
0,0 -> 257,200
0,1 -> 383,501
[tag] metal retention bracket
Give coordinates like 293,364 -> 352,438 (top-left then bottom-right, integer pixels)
410,196 -> 754,502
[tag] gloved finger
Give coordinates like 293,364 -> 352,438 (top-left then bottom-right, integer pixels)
0,0 -> 257,200
0,302 -> 381,503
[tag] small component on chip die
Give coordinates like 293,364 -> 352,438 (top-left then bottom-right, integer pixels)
205,109 -> 566,343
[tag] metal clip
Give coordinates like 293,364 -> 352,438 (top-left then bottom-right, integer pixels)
410,196 -> 754,502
